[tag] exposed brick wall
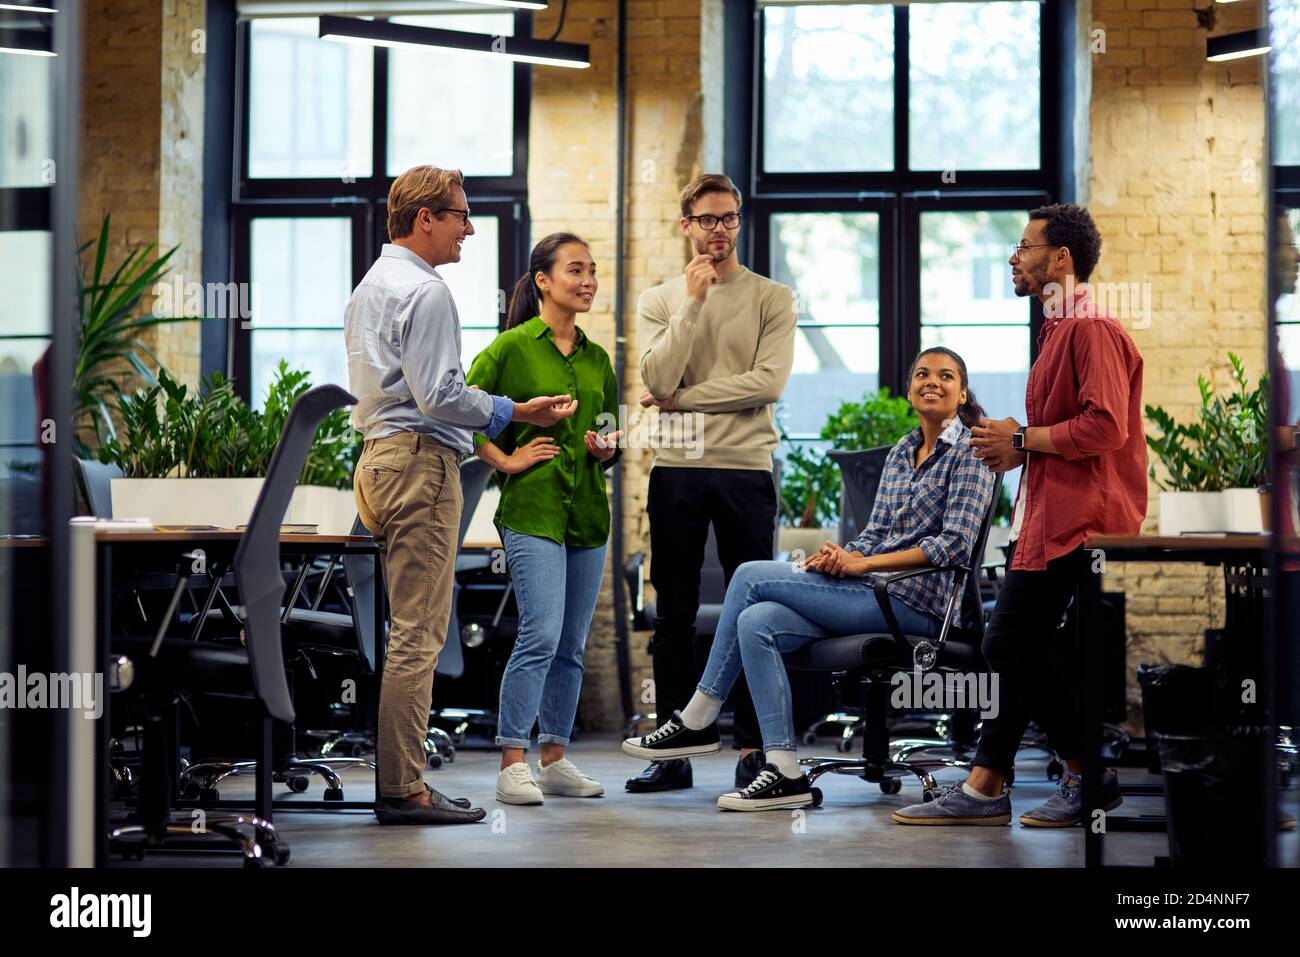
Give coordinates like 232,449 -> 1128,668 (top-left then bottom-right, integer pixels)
79,0 -> 205,395
1088,0 -> 1266,727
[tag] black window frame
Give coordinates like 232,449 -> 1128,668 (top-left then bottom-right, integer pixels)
228,10 -> 532,401
740,0 -> 1063,440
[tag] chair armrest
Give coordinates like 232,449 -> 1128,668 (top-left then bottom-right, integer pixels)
866,564 -> 968,665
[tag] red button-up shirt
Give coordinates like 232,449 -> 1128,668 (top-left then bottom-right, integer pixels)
1011,291 -> 1148,571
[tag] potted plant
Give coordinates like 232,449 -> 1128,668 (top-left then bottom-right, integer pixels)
100,361 -> 360,531
1145,352 -> 1269,535
777,388 -> 918,554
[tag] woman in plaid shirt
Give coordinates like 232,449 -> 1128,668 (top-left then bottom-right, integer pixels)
622,346 -> 997,810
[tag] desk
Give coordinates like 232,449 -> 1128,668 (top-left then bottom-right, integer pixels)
1078,534 -> 1273,868
69,526 -> 385,866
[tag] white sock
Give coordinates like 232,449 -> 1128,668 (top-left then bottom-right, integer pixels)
765,749 -> 800,779
962,782 -> 1002,801
679,691 -> 722,730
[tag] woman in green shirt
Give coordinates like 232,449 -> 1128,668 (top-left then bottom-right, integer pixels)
467,232 -> 622,806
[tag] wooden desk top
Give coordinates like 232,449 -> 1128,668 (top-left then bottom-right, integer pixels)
90,530 -> 375,544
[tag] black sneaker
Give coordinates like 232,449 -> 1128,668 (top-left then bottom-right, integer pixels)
621,711 -> 721,761
735,750 -> 767,789
717,764 -> 815,812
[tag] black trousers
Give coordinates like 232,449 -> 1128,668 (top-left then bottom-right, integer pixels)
973,543 -> 1088,775
646,466 -> 776,750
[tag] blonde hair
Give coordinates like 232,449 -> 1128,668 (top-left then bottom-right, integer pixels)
387,165 -> 465,240
679,173 -> 742,219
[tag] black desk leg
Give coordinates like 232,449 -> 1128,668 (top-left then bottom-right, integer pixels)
373,551 -> 385,806
1080,554 -> 1104,867
96,541 -> 112,868
257,715 -> 273,823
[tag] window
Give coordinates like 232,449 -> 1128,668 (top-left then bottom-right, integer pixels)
750,1 -> 1056,517
231,9 -> 530,404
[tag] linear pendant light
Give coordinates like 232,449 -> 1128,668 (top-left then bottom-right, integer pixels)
1206,29 -> 1270,62
0,26 -> 54,56
318,13 -> 589,69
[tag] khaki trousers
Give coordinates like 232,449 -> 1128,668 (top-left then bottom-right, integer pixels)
354,432 -> 462,798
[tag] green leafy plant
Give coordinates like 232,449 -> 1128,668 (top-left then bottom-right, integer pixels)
97,361 -> 360,488
1144,352 -> 1269,492
74,214 -> 202,455
778,389 -> 918,528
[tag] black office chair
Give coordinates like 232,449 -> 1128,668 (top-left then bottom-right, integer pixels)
785,472 -> 1004,803
108,384 -> 356,866
73,457 -> 121,518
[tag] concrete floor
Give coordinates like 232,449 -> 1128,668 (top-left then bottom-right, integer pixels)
105,734 -> 1273,868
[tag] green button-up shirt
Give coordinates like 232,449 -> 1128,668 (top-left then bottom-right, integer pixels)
466,316 -> 621,547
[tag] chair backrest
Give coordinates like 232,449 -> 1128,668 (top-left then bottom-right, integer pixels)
233,384 -> 356,722
438,456 -> 495,680
342,514 -> 379,674
827,446 -> 891,546
75,457 -> 122,518
955,472 -> 1005,638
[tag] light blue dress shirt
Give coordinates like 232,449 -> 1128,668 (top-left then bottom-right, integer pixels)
345,243 -> 512,453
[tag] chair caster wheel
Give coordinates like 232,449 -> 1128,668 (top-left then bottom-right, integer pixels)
837,739 -> 855,754
428,754 -> 443,770
802,732 -> 818,746
1045,760 -> 1063,782
809,787 -> 823,808
442,746 -> 455,763
273,845 -> 291,866
244,856 -> 269,869
181,781 -> 201,801
923,788 -> 939,803
879,778 -> 902,795
286,775 -> 310,793
323,787 -> 344,801
199,787 -> 220,802
348,744 -> 364,758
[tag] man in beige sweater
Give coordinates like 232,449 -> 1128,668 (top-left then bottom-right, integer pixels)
624,173 -> 797,793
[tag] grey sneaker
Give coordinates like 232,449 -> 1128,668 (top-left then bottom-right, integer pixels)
1019,769 -> 1122,828
892,782 -> 1011,826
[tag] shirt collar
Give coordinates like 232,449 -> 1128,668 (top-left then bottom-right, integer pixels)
381,243 -> 442,281
524,315 -> 587,347
899,418 -> 966,457
1037,286 -> 1092,348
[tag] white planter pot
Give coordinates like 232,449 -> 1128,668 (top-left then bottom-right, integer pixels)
778,526 -> 829,560
1219,487 -> 1265,534
1157,491 -> 1223,536
111,478 -> 357,533
111,478 -> 265,529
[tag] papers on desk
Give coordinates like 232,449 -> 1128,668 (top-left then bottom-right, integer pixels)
70,516 -> 154,531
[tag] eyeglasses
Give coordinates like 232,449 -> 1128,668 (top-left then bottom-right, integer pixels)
1009,242 -> 1053,260
435,207 -> 471,225
686,212 -> 742,231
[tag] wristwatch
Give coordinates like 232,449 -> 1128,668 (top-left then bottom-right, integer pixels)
1012,426 -> 1027,451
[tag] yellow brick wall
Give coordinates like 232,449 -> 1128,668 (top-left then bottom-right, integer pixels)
1088,0 -> 1267,725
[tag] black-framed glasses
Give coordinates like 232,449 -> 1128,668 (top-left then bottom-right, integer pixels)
687,212 -> 742,230
1009,242 -> 1053,260
436,207 -> 472,225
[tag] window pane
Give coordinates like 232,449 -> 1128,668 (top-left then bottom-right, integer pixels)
771,212 -> 880,324
0,53 -> 52,187
763,4 -> 893,174
1273,4 -> 1300,166
920,210 -> 1027,325
920,325 -> 1028,421
249,217 -> 352,328
1280,325 -> 1300,425
1279,207 -> 1300,325
252,329 -> 348,408
248,18 -> 373,179
0,337 -> 50,445
437,214 -> 501,368
0,231 -> 51,336
909,2 -> 1040,171
781,327 -> 880,440
387,13 -> 515,177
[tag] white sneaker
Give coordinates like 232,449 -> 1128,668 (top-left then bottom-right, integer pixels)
536,758 -> 605,798
496,762 -> 544,805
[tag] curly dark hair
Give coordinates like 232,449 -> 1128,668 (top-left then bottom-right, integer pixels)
1028,203 -> 1102,282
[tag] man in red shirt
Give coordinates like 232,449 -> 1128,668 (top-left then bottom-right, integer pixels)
894,203 -> 1147,827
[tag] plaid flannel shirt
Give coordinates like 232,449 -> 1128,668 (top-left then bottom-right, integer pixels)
844,418 -> 996,625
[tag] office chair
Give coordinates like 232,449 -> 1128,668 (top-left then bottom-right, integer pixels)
427,455 -> 503,753
785,472 -> 1004,803
108,383 -> 356,866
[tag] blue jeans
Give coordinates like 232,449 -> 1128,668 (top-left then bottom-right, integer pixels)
697,560 -> 942,752
496,528 -> 608,749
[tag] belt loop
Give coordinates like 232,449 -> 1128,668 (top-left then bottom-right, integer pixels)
412,432 -> 421,453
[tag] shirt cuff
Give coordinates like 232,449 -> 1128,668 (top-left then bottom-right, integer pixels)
483,394 -> 513,440
1048,420 -> 1082,461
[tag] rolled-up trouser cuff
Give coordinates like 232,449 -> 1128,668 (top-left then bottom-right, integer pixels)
381,778 -> 428,800
537,733 -> 570,746
495,735 -> 532,750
